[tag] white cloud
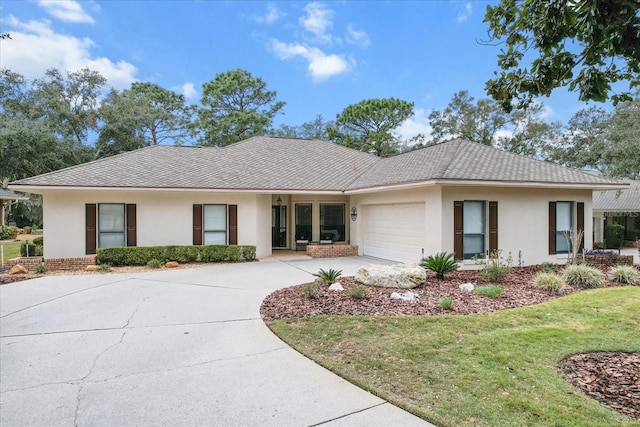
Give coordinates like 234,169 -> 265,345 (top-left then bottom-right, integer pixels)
181,82 -> 197,100
457,2 -> 472,23
346,24 -> 370,48
2,16 -> 137,89
37,0 -> 95,24
393,108 -> 433,142
299,2 -> 334,44
270,39 -> 352,82
254,4 -> 284,24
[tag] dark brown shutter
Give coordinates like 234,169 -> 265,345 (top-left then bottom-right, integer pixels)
228,204 -> 238,245
489,201 -> 498,253
577,202 -> 585,251
126,204 -> 137,247
454,201 -> 463,259
193,204 -> 203,245
86,204 -> 97,255
549,202 -> 557,255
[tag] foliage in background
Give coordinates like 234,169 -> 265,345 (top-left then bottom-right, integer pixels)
605,223 -> 626,249
484,0 -> 640,111
328,98 -> 414,157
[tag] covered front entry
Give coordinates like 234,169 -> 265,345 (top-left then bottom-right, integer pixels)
362,203 -> 426,263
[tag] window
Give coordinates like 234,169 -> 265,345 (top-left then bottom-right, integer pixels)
295,203 -> 312,240
320,204 -> 345,242
193,204 -> 237,245
203,204 -> 227,245
463,201 -> 485,259
454,201 -> 498,260
86,203 -> 136,254
549,201 -> 584,255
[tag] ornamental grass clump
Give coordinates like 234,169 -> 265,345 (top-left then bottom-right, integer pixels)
147,258 -> 163,269
539,262 -> 557,274
533,272 -> 565,295
474,285 -> 503,298
438,297 -> 454,310
420,252 -> 459,279
562,264 -> 605,289
608,265 -> 639,285
346,284 -> 367,299
298,282 -> 321,299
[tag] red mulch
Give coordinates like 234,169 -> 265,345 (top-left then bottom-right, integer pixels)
260,265 -> 640,421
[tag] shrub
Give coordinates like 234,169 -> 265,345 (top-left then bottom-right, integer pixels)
99,264 -> 111,272
20,242 -> 43,257
298,282 -> 321,299
533,272 -> 565,295
593,241 -> 606,249
242,246 -> 256,261
439,297 -> 454,310
34,263 -> 47,274
475,285 -> 503,298
562,264 -> 605,289
605,223 -> 625,249
608,265 -> 639,285
312,268 -> 343,284
539,262 -> 557,273
147,259 -> 163,269
346,284 -> 367,299
475,250 -> 513,283
0,224 -> 16,240
227,245 -> 242,261
32,236 -> 43,246
420,252 -> 459,279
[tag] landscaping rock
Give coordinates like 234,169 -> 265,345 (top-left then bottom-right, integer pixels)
355,263 -> 426,289
8,264 -> 28,275
390,291 -> 420,301
165,261 -> 179,268
459,282 -> 475,292
328,282 -> 344,291
85,265 -> 100,272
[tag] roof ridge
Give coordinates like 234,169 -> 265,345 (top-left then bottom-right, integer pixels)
436,139 -> 464,177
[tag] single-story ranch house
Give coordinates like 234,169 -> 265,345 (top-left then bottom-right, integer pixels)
9,136 -> 628,265
593,179 -> 640,243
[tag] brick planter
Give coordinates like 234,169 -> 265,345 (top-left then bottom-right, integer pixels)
584,254 -> 634,268
306,244 -> 358,258
7,256 -> 97,272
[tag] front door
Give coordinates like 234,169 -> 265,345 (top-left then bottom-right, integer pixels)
272,206 -> 287,248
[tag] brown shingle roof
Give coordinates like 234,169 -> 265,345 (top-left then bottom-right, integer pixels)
593,180 -> 640,210
11,137 -> 625,192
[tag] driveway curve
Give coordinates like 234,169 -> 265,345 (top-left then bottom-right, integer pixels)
1,257 -> 432,426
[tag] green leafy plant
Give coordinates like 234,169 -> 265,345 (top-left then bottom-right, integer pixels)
438,297 -> 454,310
34,263 -> 47,274
20,242 -> 43,257
593,241 -> 605,249
608,265 -> 639,285
562,264 -> 605,289
147,258 -> 163,269
312,268 -> 343,284
533,272 -> 565,295
475,250 -> 513,283
539,262 -> 557,273
605,223 -> 625,249
96,244 -> 257,266
420,252 -> 459,279
346,284 -> 367,299
241,246 -> 256,261
475,285 -> 503,298
99,263 -> 111,272
298,282 -> 321,299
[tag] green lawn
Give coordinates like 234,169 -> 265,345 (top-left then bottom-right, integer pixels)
0,234 -> 38,262
268,287 -> 640,427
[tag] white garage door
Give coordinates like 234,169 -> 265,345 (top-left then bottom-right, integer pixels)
362,203 -> 426,263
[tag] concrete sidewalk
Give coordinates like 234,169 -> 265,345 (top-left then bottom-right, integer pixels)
0,257 -> 433,426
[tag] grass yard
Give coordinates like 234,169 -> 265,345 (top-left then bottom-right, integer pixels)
268,286 -> 640,426
0,234 -> 37,262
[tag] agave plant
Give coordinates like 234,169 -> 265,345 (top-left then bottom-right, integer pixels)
312,268 -> 343,284
420,252 -> 459,279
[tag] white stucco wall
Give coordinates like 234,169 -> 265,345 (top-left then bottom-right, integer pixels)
40,190 -> 271,259
349,185 -> 592,266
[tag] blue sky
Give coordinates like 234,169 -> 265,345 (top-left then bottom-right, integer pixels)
0,0 -> 609,141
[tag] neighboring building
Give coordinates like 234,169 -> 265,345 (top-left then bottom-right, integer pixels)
593,180 -> 640,243
0,188 -> 29,227
9,137 -> 628,265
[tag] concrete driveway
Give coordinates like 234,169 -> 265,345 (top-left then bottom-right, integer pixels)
1,257 -> 432,426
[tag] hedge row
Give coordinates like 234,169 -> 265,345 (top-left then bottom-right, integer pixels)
96,244 -> 257,266
20,236 -> 44,257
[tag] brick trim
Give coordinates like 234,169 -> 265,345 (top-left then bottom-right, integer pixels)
306,244 -> 358,258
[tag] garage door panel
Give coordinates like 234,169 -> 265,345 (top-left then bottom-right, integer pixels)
362,203 -> 426,263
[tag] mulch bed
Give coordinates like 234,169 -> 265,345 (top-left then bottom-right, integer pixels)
260,265 -> 640,422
